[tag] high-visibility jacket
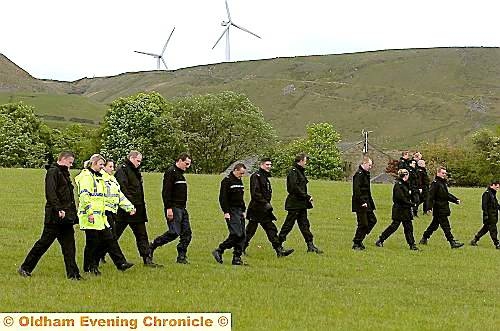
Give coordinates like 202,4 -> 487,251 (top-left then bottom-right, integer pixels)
101,171 -> 134,214
75,169 -> 108,230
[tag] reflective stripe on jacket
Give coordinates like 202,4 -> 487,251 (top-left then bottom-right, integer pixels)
75,169 -> 108,230
102,171 -> 134,214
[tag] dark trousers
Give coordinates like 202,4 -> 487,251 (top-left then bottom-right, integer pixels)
219,208 -> 246,257
353,211 -> 377,244
152,207 -> 192,256
379,219 -> 415,246
422,214 -> 455,242
474,218 -> 499,245
412,193 -> 420,215
115,221 -> 150,258
419,190 -> 430,213
21,223 -> 80,278
245,219 -> 281,250
278,209 -> 314,244
98,213 -> 118,261
83,228 -> 127,271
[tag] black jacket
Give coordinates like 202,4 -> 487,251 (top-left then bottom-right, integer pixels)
115,158 -> 148,223
162,165 -> 188,214
482,187 -> 499,222
247,168 -> 276,221
408,166 -> 419,194
219,172 -> 245,213
416,166 -> 430,191
398,157 -> 409,170
352,165 -> 376,212
285,164 -> 311,211
392,179 -> 413,221
44,163 -> 78,225
428,176 -> 459,216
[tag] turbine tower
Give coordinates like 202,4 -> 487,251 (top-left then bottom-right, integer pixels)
212,0 -> 261,61
134,27 -> 175,70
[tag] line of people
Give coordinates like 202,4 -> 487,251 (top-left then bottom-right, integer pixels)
17,150 -> 499,279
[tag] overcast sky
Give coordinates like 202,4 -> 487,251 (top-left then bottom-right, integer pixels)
1,0 -> 499,81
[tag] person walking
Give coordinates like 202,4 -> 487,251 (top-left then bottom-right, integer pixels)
419,167 -> 464,248
18,151 -> 83,280
244,158 -> 294,258
470,180 -> 500,248
352,156 -> 377,250
212,163 -> 248,265
149,153 -> 192,264
75,154 -> 135,275
114,150 -> 161,267
375,169 -> 418,250
278,153 -> 323,254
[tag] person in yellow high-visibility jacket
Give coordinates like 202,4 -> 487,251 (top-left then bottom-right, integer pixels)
75,154 -> 135,275
97,158 -> 136,264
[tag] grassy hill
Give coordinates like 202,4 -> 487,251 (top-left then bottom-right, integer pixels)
1,47 -> 499,148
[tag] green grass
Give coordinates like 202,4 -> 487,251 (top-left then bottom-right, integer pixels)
2,168 -> 499,330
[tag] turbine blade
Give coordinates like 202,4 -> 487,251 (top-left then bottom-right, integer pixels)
231,23 -> 261,39
134,51 -> 159,57
161,27 -> 175,55
225,0 -> 231,21
212,26 -> 230,49
162,58 -> 168,70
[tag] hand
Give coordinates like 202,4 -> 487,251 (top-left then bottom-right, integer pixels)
361,203 -> 368,208
166,208 -> 174,222
419,189 -> 422,193
58,210 -> 66,219
88,215 -> 95,224
129,208 -> 136,216
457,199 -> 461,205
224,212 -> 230,221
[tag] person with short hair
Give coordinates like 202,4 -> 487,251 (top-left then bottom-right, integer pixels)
149,153 -> 192,264
416,159 -> 430,214
470,180 -> 500,248
75,154 -> 135,275
375,169 -> 418,250
114,150 -> 161,267
278,153 -> 323,254
244,158 -> 294,258
398,151 -> 410,170
18,151 -> 83,280
212,163 -> 248,265
419,167 -> 464,248
352,156 -> 377,250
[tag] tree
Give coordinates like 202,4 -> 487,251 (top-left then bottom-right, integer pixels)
0,102 -> 51,167
271,123 -> 343,180
51,124 -> 101,168
101,92 -> 185,171
174,91 -> 276,173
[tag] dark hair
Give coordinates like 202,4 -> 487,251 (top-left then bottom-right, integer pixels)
295,153 -> 308,163
105,159 -> 115,167
260,157 -> 272,164
177,152 -> 191,162
233,163 -> 246,171
490,179 -> 500,186
58,151 -> 75,161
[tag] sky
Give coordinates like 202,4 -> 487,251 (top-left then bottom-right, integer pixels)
1,0 -> 499,81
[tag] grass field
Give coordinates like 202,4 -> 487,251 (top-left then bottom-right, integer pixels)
2,168 -> 499,330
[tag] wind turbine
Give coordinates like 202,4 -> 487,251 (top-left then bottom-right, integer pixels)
134,27 -> 175,70
212,0 -> 261,61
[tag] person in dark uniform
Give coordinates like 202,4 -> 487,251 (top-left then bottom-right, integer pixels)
470,180 -> 500,248
419,167 -> 464,248
408,159 -> 420,217
244,158 -> 294,258
375,169 -> 418,250
114,150 -> 161,267
149,153 -> 192,264
212,163 -> 248,265
352,156 -> 377,250
278,153 -> 323,254
18,151 -> 83,280
398,151 -> 410,170
416,159 -> 430,215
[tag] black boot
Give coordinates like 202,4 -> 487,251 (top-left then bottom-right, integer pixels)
470,238 -> 478,246
375,239 -> 384,247
143,256 -> 163,268
275,246 -> 294,258
212,248 -> 223,264
409,244 -> 419,251
117,262 -> 135,271
148,241 -> 158,259
176,252 -> 189,264
89,267 -> 101,276
450,240 -> 464,249
352,242 -> 364,250
419,237 -> 428,245
231,256 -> 245,266
306,241 -> 323,254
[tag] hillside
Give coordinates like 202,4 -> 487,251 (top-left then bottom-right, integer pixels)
1,48 -> 499,148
